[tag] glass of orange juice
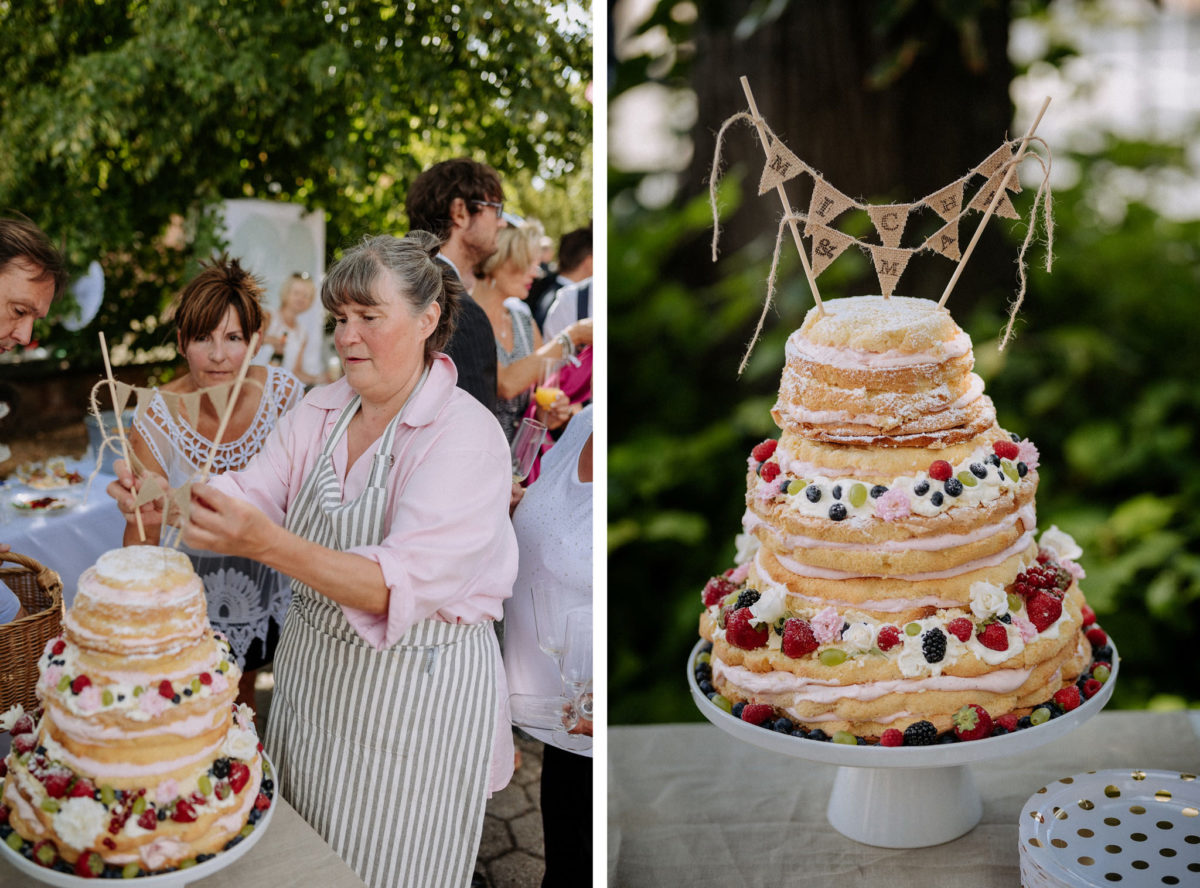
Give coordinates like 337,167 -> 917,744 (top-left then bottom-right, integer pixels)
534,357 -> 564,410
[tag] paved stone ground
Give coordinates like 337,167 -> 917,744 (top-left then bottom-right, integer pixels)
253,671 -> 546,888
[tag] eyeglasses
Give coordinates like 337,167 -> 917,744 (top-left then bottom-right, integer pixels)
470,200 -> 505,219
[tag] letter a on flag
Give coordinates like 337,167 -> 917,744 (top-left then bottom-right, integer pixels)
868,245 -> 912,298
809,224 -> 855,277
757,137 -> 804,195
922,220 -> 961,261
804,178 -> 854,235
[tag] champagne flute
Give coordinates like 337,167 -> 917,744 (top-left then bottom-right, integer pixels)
511,417 -> 547,483
560,609 -> 592,699
531,583 -> 567,668
534,357 -> 564,411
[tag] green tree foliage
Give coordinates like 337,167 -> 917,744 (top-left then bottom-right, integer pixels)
0,0 -> 591,367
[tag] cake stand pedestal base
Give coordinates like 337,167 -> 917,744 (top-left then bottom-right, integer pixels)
827,763 -> 981,847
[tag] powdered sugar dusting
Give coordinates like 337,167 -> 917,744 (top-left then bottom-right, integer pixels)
95,546 -> 192,586
799,296 -> 959,353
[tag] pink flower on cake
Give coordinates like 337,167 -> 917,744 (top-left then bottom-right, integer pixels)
155,779 -> 179,806
810,607 -> 842,644
139,689 -> 168,718
1014,615 -> 1038,643
1063,559 -> 1086,581
874,488 -> 911,522
76,685 -> 102,715
728,562 -> 751,585
1017,439 -> 1039,470
210,671 -> 229,694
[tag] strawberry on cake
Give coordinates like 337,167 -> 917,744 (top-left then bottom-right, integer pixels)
696,296 -> 1113,745
0,546 -> 273,877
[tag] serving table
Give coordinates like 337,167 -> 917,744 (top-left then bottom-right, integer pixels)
607,712 -> 1200,888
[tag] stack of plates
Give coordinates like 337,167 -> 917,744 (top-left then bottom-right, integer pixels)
1019,769 -> 1199,887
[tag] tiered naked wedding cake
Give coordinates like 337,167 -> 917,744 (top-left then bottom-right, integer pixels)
697,296 -> 1112,745
1,546 -> 271,876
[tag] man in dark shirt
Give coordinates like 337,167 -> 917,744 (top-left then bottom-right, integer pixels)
406,159 -> 507,412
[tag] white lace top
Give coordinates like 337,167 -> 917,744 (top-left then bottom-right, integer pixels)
135,365 -> 304,668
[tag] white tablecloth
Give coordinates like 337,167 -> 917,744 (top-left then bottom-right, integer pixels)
0,460 -> 124,606
608,713 -> 1200,887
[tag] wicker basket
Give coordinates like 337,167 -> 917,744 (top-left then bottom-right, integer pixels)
0,551 -> 63,714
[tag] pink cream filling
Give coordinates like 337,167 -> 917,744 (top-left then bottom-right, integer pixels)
714,657 -> 1033,702
743,504 -> 1036,553
50,707 -> 224,743
786,329 -> 972,369
47,732 -> 226,781
764,529 -> 1034,582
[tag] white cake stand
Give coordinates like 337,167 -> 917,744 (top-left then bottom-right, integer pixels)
688,639 -> 1118,848
0,752 -> 276,887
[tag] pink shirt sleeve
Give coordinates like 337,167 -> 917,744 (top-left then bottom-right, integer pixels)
340,409 -> 518,649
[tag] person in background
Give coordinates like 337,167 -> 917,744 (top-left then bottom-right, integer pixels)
1,216 -> 66,615
110,231 -> 517,888
469,225 -> 591,442
0,215 -> 68,353
406,157 -> 508,412
530,226 -> 592,332
123,256 -> 303,707
502,405 -> 593,887
261,272 -> 325,386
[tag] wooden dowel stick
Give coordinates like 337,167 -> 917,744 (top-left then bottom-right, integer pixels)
198,332 -> 260,480
939,96 -> 1051,308
98,332 -> 145,542
740,76 -> 824,314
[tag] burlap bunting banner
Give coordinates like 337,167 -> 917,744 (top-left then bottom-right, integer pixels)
924,220 -> 961,261
110,380 -> 135,415
867,203 -> 914,248
969,171 -> 1021,219
868,245 -> 912,298
757,137 -> 804,195
974,144 -> 1014,178
804,178 -> 854,235
134,474 -> 166,509
809,224 -> 855,277
926,181 -> 963,221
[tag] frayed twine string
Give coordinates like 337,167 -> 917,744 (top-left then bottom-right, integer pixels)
709,111 -> 758,262
1001,136 -> 1054,350
738,209 -> 804,375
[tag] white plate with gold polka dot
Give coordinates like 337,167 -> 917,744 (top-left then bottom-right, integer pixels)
1019,768 -> 1199,887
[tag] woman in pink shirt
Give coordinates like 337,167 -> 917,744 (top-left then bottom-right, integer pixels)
110,231 -> 517,888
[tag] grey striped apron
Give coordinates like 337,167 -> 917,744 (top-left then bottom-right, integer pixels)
264,373 -> 497,888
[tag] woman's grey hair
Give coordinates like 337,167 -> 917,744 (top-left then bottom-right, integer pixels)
321,231 -> 462,360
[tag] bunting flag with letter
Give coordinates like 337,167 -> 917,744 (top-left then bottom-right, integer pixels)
757,137 -> 804,195
868,246 -> 912,298
809,224 -> 855,276
923,220 -> 962,261
926,181 -> 964,221
867,203 -> 914,248
804,178 -> 854,235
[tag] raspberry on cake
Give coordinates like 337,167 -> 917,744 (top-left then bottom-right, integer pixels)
698,296 -> 1098,741
0,547 -> 269,873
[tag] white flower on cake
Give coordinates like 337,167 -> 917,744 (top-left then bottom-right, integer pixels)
225,726 -> 258,762
749,586 -> 787,627
234,703 -> 255,732
1039,525 -> 1081,562
970,581 -> 1008,621
896,644 -> 929,678
0,704 -> 24,732
842,622 -> 875,652
54,797 -> 108,850
734,532 -> 760,566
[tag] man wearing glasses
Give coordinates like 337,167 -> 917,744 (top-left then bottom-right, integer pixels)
406,158 -> 508,411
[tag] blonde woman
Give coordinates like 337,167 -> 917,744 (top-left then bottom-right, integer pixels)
471,225 -> 592,441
